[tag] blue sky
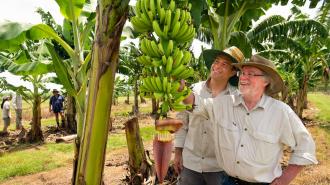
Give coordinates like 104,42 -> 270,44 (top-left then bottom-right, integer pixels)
0,0 -> 323,90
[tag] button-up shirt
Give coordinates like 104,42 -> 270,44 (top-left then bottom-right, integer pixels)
175,80 -> 237,172
194,94 -> 317,182
2,101 -> 11,118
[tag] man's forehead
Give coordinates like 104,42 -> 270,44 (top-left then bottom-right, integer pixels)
214,56 -> 232,63
242,66 -> 263,72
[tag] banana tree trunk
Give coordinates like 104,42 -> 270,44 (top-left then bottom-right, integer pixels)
126,93 -> 130,104
125,117 -> 152,184
27,86 -> 43,142
296,74 -> 308,118
303,90 -> 308,109
65,95 -> 77,133
133,79 -> 139,115
140,95 -> 146,104
74,1 -> 129,184
151,98 -> 158,115
287,94 -> 295,110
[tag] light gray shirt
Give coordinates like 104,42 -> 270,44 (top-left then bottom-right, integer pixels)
2,101 -> 11,118
175,81 -> 237,172
194,94 -> 318,182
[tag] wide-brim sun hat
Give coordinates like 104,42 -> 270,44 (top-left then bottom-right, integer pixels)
233,55 -> 284,95
52,89 -> 59,92
203,46 -> 245,86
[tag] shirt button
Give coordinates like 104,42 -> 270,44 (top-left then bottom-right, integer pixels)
202,157 -> 204,159
246,113 -> 250,115
241,144 -> 244,147
204,131 -> 207,134
244,128 -> 248,131
236,161 -> 240,164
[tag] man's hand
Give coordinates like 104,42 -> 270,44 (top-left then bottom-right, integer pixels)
271,164 -> 303,185
174,148 -> 183,174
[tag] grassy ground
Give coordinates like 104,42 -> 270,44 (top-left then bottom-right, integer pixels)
292,93 -> 330,185
308,93 -> 330,122
0,96 -> 154,182
0,125 -> 154,182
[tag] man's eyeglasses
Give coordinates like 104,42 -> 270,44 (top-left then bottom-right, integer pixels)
239,71 -> 265,77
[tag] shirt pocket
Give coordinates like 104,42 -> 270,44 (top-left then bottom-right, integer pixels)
251,131 -> 279,164
217,119 -> 239,150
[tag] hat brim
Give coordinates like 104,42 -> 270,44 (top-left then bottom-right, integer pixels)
203,49 -> 239,69
233,63 -> 284,95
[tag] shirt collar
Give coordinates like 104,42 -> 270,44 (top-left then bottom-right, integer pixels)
204,78 -> 235,96
233,93 -> 268,110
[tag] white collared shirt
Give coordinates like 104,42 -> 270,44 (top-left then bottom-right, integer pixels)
174,81 -> 238,172
2,101 -> 11,118
194,94 -> 317,182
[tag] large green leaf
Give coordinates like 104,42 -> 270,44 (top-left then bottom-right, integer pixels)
0,54 -> 13,72
14,50 -> 31,64
0,22 -> 33,51
229,31 -> 252,58
62,19 -> 74,44
189,0 -> 204,28
247,15 -> 286,39
250,19 -> 328,44
55,0 -> 86,20
7,61 -> 53,76
46,42 -> 76,95
0,22 -> 75,58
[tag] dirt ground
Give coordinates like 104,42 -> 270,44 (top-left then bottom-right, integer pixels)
0,146 -> 137,185
0,104 -> 329,185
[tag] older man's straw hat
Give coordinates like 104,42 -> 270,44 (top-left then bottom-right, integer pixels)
233,55 -> 284,95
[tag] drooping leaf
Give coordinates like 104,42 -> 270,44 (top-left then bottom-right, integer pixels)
0,23 -> 75,58
189,0 -> 204,28
63,19 -> 74,44
46,42 -> 76,95
229,31 -> 252,58
8,60 -> 53,76
247,15 -> 285,39
250,19 -> 328,44
55,0 -> 86,21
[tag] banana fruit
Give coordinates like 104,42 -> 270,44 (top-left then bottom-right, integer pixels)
134,0 -> 195,118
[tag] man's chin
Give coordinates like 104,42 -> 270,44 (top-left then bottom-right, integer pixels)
239,87 -> 249,95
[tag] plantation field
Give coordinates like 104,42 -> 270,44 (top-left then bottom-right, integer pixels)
0,94 -> 329,185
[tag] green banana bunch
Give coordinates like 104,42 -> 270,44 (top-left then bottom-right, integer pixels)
133,0 -> 195,142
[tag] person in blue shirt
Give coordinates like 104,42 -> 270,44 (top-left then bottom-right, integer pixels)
49,89 -> 65,129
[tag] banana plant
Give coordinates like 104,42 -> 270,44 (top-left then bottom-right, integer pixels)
118,42 -> 144,115
0,41 -> 53,142
131,0 -> 196,182
0,1 -> 95,182
246,6 -> 328,117
74,0 -> 129,184
193,0 -> 321,53
0,77 -> 7,93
